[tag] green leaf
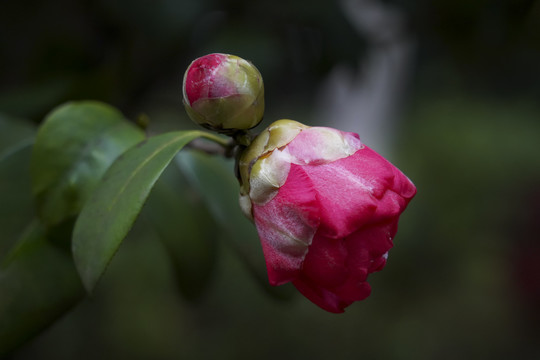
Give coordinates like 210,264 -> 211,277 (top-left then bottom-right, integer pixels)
0,222 -> 85,357
176,150 -> 294,300
31,101 -> 146,227
144,162 -> 218,301
72,130 -> 207,292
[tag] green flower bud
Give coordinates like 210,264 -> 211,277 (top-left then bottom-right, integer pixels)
182,53 -> 264,134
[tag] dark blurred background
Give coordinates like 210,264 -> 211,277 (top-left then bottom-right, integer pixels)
1,0 -> 540,359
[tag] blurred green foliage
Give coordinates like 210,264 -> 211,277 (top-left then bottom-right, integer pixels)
0,0 -> 539,359
31,102 -> 146,227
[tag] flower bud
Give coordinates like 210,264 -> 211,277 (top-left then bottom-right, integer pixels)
182,53 -> 264,134
238,120 -> 416,313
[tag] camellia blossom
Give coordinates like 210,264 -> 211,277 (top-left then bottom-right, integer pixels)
238,120 -> 416,313
182,53 -> 264,134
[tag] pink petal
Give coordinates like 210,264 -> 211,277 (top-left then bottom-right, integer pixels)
330,279 -> 372,304
300,233 -> 348,288
292,277 -> 353,313
185,54 -> 225,104
292,231 -> 376,312
370,160 -> 416,224
286,127 -> 362,165
345,220 -> 397,276
391,164 -> 417,200
298,148 -> 383,238
252,164 -> 320,285
185,53 -> 238,104
301,146 -> 414,238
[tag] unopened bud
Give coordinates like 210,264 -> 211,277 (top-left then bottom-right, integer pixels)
182,53 -> 264,134
236,119 -> 417,313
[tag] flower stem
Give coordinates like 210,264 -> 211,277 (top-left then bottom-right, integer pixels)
232,130 -> 253,147
186,131 -> 236,157
199,132 -> 232,148
188,130 -> 254,160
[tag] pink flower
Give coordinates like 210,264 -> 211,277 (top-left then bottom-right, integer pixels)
182,53 -> 264,134
238,120 -> 416,313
